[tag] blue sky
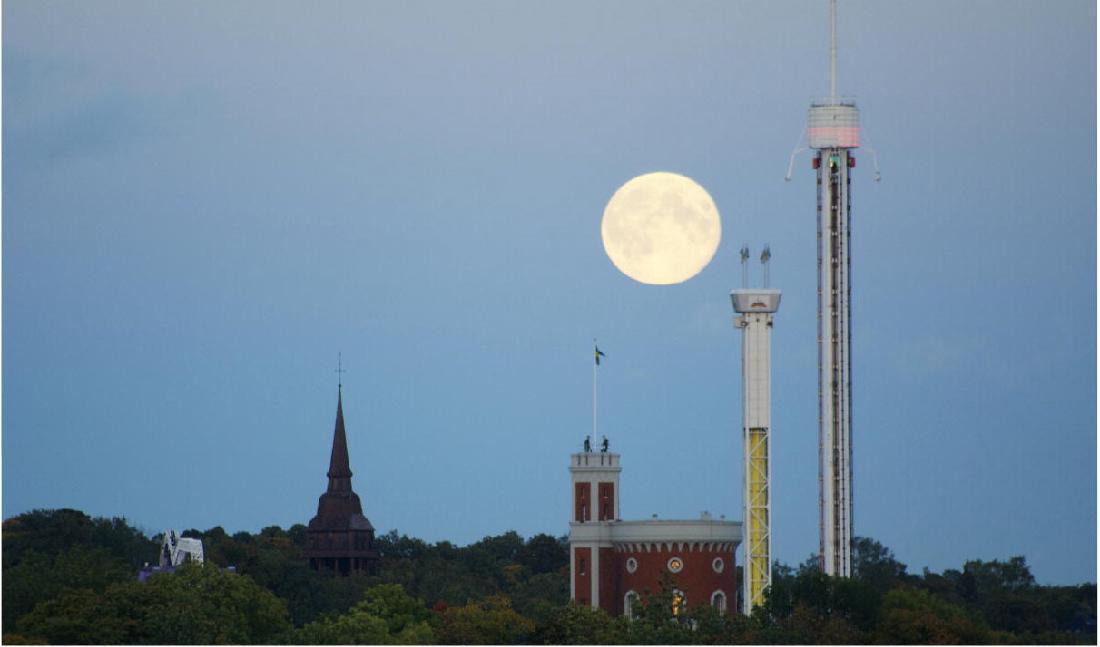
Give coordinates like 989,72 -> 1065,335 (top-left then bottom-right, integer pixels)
3,1 -> 1095,585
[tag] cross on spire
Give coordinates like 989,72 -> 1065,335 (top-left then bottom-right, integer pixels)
335,352 -> 346,390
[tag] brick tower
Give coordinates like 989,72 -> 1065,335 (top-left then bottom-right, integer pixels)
569,443 -> 741,617
304,388 -> 379,575
569,448 -> 622,608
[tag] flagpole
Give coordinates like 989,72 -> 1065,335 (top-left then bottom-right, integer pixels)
592,339 -> 597,449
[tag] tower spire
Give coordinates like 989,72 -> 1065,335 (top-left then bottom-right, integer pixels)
327,388 -> 352,486
305,378 -> 379,576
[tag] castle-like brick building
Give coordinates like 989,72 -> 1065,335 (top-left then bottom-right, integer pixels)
569,447 -> 741,617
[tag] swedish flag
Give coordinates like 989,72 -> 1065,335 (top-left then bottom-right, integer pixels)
594,344 -> 606,366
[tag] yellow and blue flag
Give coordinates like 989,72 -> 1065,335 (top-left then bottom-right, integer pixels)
594,344 -> 606,366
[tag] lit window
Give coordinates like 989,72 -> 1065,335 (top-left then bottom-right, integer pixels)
667,557 -> 684,573
671,589 -> 686,616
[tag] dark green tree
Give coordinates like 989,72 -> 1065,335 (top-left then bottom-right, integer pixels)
17,562 -> 292,644
517,534 -> 569,574
433,595 -> 535,644
297,583 -> 434,644
531,603 -> 630,644
760,564 -> 880,636
875,587 -> 992,644
2,509 -> 158,634
2,509 -> 156,568
851,536 -> 908,593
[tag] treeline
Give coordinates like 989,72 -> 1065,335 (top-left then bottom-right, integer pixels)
2,508 -> 1095,644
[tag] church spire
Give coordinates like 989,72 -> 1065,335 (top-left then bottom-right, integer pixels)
305,375 -> 378,576
326,388 -> 353,488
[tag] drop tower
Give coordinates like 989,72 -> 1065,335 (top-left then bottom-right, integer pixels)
787,0 -> 875,577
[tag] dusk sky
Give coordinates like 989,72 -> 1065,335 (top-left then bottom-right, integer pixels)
4,1 -> 1095,585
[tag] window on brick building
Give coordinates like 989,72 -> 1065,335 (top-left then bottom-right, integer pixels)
579,557 -> 586,576
671,589 -> 686,616
711,590 -> 727,614
624,591 -> 639,620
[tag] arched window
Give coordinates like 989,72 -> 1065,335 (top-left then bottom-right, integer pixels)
671,589 -> 687,617
711,590 -> 727,614
624,591 -> 639,620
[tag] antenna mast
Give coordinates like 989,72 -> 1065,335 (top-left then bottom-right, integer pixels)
830,0 -> 837,99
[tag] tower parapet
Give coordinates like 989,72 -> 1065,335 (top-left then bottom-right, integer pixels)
570,451 -> 621,524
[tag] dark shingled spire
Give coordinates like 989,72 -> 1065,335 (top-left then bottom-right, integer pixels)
326,388 -> 353,489
308,388 -> 372,532
305,385 -> 379,576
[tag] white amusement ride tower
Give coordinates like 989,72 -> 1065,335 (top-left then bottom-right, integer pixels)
732,246 -> 780,611
786,0 -> 878,577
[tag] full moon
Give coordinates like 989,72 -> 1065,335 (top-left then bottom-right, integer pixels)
600,172 -> 722,285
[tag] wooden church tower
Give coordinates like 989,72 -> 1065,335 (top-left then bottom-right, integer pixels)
304,387 -> 380,575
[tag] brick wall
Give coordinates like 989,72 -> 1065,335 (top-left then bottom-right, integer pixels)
609,545 -> 736,616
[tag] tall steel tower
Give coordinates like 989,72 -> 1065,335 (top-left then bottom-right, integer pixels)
786,0 -> 876,577
732,247 -> 780,612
